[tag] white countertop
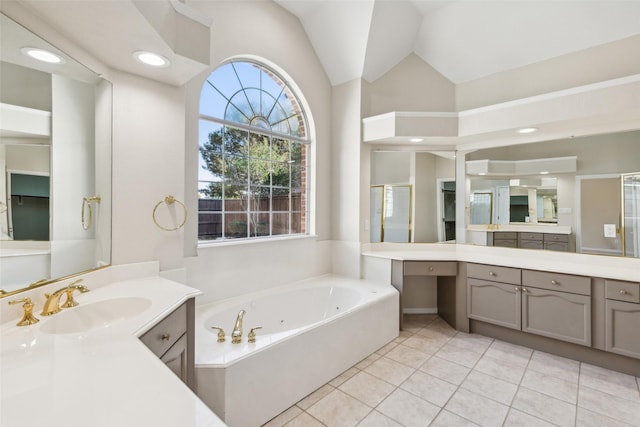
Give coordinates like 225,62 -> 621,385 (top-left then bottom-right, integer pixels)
467,224 -> 572,234
0,276 -> 226,427
363,243 -> 640,283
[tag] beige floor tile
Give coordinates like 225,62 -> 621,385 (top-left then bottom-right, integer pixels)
419,355 -> 471,385
375,341 -> 399,356
575,407 -> 636,427
484,340 -> 532,367
329,367 -> 359,387
527,350 -> 580,383
364,356 -> 415,386
503,408 -> 555,427
355,353 -> 381,370
444,388 -> 509,427
356,410 -> 402,427
434,342 -> 484,368
306,389 -> 371,427
400,370 -> 458,407
384,343 -> 432,368
473,354 -> 526,384
512,387 -> 576,427
338,371 -> 395,408
520,368 -> 578,404
402,334 -> 447,354
460,370 -> 518,405
448,333 -> 493,354
296,384 -> 335,410
377,388 -> 441,427
430,410 -> 480,426
578,384 -> 640,425
415,327 -> 455,342
579,363 -> 640,402
262,405 -> 303,427
284,412 -> 325,427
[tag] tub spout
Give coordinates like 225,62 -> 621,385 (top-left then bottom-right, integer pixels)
232,309 -> 246,344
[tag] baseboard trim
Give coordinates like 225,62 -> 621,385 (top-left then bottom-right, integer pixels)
403,308 -> 438,314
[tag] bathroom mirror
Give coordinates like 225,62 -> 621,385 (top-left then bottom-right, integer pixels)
370,150 -> 455,243
0,13 -> 112,295
466,130 -> 640,257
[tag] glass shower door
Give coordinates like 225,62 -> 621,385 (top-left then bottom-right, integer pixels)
622,173 -> 640,257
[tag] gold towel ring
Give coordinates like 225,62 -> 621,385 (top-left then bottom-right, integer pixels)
81,196 -> 101,230
153,195 -> 187,231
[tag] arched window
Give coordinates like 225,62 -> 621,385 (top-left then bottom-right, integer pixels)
198,60 -> 309,241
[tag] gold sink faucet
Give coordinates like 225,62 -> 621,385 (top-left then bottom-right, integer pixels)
40,278 -> 90,316
231,310 -> 246,344
8,298 -> 40,326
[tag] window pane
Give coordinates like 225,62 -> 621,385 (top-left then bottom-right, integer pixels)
225,212 -> 247,239
249,160 -> 271,185
248,133 -> 270,160
223,128 -> 247,156
224,184 -> 247,202
198,211 -> 221,240
291,164 -> 305,189
199,121 -> 225,182
199,181 -> 222,199
249,186 -> 270,210
291,211 -> 303,234
224,154 -> 248,184
225,96 -> 251,125
272,213 -> 289,235
291,142 -> 304,163
272,187 -> 290,212
249,212 -> 270,237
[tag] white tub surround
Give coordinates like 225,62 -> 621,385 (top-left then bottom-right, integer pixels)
195,275 -> 399,427
0,273 -> 224,427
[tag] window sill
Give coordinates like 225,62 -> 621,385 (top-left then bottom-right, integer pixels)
197,234 -> 318,250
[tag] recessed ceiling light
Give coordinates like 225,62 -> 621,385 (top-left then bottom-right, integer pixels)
540,171 -> 550,175
478,172 -> 487,176
517,127 -> 538,134
133,51 -> 170,68
409,138 -> 423,143
21,47 -> 64,64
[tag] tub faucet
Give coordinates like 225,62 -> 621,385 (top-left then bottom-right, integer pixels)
231,309 -> 246,344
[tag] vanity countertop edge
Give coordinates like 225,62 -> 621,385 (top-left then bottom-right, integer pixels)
362,243 -> 640,283
0,276 -> 225,427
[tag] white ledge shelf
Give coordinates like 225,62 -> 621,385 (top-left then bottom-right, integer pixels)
0,103 -> 51,138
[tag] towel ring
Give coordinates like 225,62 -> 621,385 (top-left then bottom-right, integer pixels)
81,196 -> 101,230
153,195 -> 187,231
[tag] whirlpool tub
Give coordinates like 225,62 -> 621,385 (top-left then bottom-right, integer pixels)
194,274 -> 399,427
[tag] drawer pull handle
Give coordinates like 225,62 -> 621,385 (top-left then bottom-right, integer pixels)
161,334 -> 171,341
551,280 -> 559,285
620,289 -> 628,295
522,288 -> 529,293
515,287 -> 520,292
489,271 -> 496,276
428,266 -> 434,271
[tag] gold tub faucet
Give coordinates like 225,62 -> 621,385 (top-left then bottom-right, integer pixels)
231,310 -> 246,344
41,279 -> 90,316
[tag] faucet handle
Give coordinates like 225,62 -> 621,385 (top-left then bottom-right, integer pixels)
211,326 -> 226,342
248,327 -> 262,343
60,279 -> 90,308
8,298 -> 40,326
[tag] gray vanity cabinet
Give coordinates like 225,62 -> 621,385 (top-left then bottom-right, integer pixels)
605,280 -> 640,359
140,299 -> 195,389
467,264 -> 592,347
467,264 -> 522,330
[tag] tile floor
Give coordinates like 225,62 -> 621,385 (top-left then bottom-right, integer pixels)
263,314 -> 640,427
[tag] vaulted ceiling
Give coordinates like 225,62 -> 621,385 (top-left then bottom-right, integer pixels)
4,0 -> 640,88
275,0 -> 640,85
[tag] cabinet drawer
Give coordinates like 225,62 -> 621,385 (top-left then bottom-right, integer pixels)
467,263 -> 521,285
522,270 -> 590,296
606,280 -> 640,303
404,261 -> 457,276
544,241 -> 569,252
494,239 -> 518,248
494,232 -> 517,240
544,234 -> 569,243
520,240 -> 543,250
140,303 -> 187,358
520,232 -> 543,241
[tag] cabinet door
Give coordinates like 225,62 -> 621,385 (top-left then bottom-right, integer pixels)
161,333 -> 189,383
606,300 -> 640,359
522,287 -> 591,346
467,278 -> 521,330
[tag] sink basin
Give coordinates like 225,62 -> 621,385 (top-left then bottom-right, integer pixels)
40,297 -> 152,334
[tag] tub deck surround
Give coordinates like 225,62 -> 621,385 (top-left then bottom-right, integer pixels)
0,276 -> 224,427
194,274 -> 400,427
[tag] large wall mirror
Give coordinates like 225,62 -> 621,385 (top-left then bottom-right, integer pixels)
0,13 -> 112,296
466,130 -> 640,258
370,150 -> 456,243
